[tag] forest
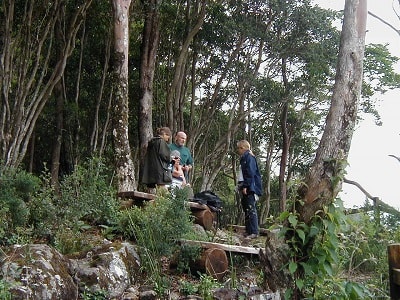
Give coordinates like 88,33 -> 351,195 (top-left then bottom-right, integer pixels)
1,0 -> 400,299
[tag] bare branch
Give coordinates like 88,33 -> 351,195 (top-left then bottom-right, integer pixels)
368,11 -> 400,37
389,154 -> 400,163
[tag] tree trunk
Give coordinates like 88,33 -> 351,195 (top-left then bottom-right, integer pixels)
0,0 -> 92,169
263,0 -> 368,294
297,0 -> 367,224
50,78 -> 64,193
166,0 -> 207,132
112,0 -> 135,192
138,0 -> 161,167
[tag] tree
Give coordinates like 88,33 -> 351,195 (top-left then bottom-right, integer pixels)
138,0 -> 161,165
111,0 -> 135,192
262,0 -> 368,295
0,0 -> 92,169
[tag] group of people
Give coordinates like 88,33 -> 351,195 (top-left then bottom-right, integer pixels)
139,127 -> 262,239
140,127 -> 193,191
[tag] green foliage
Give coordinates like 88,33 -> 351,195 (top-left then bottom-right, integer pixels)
197,272 -> 222,300
280,199 -> 376,299
0,157 -> 119,251
116,189 -> 195,296
80,287 -> 109,300
0,279 -> 12,300
57,157 -> 118,226
0,167 -> 40,244
27,171 -> 57,238
53,223 -> 94,255
175,244 -> 202,274
179,279 -> 198,296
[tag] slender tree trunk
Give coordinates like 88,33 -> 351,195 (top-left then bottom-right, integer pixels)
91,27 -> 112,155
112,0 -> 135,192
166,0 -> 207,132
51,78 -> 64,192
0,0 -> 92,169
138,0 -> 161,166
51,12 -> 67,191
279,58 -> 295,213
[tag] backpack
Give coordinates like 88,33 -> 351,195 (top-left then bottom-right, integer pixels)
193,190 -> 222,212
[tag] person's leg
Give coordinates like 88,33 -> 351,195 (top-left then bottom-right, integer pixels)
246,193 -> 259,235
240,194 -> 250,235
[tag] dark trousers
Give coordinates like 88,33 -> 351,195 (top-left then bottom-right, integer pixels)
240,192 -> 259,235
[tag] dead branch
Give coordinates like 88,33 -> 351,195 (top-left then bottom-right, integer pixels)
368,11 -> 400,37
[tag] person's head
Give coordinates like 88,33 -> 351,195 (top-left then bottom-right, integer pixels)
174,131 -> 187,147
157,127 -> 172,142
237,140 -> 250,155
170,150 -> 181,164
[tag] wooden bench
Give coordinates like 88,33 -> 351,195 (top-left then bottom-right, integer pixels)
179,239 -> 262,281
117,191 -> 156,208
117,191 -> 217,230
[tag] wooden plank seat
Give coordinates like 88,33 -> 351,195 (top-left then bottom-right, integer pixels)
180,239 -> 261,256
117,191 -> 156,209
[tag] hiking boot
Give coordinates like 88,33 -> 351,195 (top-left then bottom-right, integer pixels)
246,234 -> 258,239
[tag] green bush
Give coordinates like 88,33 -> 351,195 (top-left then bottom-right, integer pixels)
57,157 -> 118,226
116,188 -> 195,296
0,279 -> 12,300
0,167 -> 41,245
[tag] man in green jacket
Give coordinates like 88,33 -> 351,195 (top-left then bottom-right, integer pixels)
169,131 -> 193,182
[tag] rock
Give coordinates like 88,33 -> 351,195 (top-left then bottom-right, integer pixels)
70,242 -> 141,298
1,244 -> 77,300
1,242 -> 141,300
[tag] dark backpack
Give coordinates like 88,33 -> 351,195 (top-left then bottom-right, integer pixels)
193,190 -> 222,212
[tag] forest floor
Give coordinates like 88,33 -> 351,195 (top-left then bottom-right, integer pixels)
124,226 -> 275,299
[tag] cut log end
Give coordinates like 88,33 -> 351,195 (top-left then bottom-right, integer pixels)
198,248 -> 228,281
192,209 -> 215,230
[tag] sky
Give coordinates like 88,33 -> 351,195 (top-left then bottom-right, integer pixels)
314,0 -> 400,209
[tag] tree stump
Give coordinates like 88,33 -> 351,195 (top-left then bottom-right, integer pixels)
388,243 -> 400,299
192,209 -> 214,230
192,247 -> 228,281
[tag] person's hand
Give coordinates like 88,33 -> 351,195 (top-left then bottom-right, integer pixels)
243,187 -> 247,195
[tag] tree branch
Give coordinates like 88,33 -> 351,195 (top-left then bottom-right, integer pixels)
368,11 -> 400,37
343,177 -> 400,216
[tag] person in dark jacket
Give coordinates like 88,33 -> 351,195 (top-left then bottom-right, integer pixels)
140,127 -> 173,193
237,140 -> 263,239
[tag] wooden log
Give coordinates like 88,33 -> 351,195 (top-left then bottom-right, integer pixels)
394,269 -> 400,286
191,247 -> 228,281
181,239 -> 260,256
186,201 -> 209,210
388,244 -> 400,299
192,209 -> 214,230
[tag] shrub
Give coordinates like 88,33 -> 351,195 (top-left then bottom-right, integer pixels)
57,157 -> 118,226
116,188 -> 195,296
0,167 -> 41,245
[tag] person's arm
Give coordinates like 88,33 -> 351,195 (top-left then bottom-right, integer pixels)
159,140 -> 172,163
242,154 -> 257,194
